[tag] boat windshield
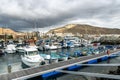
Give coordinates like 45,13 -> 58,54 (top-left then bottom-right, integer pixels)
27,51 -> 38,55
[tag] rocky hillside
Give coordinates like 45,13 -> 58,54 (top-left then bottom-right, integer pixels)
0,27 -> 24,35
47,24 -> 120,34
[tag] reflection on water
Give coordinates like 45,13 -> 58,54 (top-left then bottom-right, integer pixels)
57,56 -> 120,80
0,48 -> 81,74
0,47 -> 120,80
0,53 -> 22,74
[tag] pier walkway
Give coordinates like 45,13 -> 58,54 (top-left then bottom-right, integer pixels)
0,50 -> 120,80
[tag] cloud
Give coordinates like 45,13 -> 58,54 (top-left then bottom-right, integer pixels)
0,0 -> 120,31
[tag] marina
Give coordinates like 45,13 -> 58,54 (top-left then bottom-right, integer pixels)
0,46 -> 100,74
0,46 -> 120,80
0,35 -> 120,80
0,1 -> 120,80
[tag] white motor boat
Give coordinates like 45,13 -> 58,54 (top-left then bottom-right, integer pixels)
16,43 -> 25,53
49,52 -> 60,63
48,45 -> 58,50
37,44 -> 49,51
44,43 -> 58,50
21,46 -> 45,67
61,43 -> 68,48
53,42 -> 62,49
16,46 -> 24,53
58,54 -> 68,61
71,40 -> 81,47
4,44 -> 16,53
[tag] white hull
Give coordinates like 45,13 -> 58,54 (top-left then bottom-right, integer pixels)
21,57 -> 41,67
74,43 -> 81,47
16,47 -> 25,53
5,44 -> 16,53
40,54 -> 51,60
16,49 -> 24,53
61,44 -> 68,48
38,46 -> 49,51
45,45 -> 58,50
4,49 -> 16,54
67,45 -> 74,48
49,59 -> 58,63
20,46 -> 45,67
49,47 -> 58,50
53,43 -> 62,49
59,57 -> 68,61
21,55 -> 44,67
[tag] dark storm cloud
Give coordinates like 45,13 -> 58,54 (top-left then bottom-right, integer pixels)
0,0 -> 120,31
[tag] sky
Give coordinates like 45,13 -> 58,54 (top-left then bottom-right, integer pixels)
0,0 -> 120,32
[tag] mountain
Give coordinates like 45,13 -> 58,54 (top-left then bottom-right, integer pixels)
0,27 -> 24,35
47,24 -> 120,35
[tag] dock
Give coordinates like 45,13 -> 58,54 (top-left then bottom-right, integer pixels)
0,50 -> 120,80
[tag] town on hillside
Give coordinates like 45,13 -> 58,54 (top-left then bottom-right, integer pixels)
0,24 -> 120,47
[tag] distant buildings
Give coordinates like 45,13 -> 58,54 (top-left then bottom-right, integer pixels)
0,27 -> 120,43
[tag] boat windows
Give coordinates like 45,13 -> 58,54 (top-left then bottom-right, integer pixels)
27,51 -> 38,55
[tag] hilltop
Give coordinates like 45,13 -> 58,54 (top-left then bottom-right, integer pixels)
47,24 -> 120,35
0,27 -> 27,35
0,27 -> 26,40
0,28 -> 17,35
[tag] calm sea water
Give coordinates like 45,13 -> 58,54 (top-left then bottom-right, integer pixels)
57,56 -> 120,80
0,47 -> 81,74
0,47 -> 120,80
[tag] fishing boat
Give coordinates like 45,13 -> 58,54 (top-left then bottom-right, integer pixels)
66,41 -> 75,48
73,50 -> 82,57
4,44 -> 16,53
39,53 -> 51,60
58,53 -> 69,61
44,42 -> 58,50
63,36 -> 82,48
39,53 -> 51,64
49,52 -> 60,63
21,46 -> 45,67
60,40 -> 68,48
92,49 -> 100,54
69,38 -> 81,47
36,40 -> 48,51
16,43 -> 26,53
37,40 -> 58,50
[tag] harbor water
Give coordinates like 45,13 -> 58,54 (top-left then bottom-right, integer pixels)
57,56 -> 120,80
0,47 -> 81,74
0,47 -> 120,80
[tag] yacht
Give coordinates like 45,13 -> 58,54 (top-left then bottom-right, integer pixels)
36,40 -> 54,51
16,43 -> 26,53
44,42 -> 58,50
21,46 -> 45,67
4,44 -> 16,53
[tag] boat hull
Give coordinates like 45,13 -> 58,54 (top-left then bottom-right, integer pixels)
59,56 -> 68,61
5,49 -> 16,54
21,56 -> 44,67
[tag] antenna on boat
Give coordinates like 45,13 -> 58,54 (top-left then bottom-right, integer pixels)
34,20 -> 40,40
